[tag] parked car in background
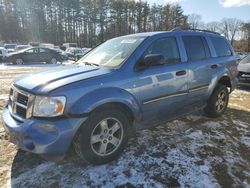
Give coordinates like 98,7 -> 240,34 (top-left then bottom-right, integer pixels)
51,48 -> 68,61
15,45 -> 32,51
4,44 -> 17,53
236,52 -> 248,60
238,54 -> 250,86
39,43 -> 54,49
2,29 -> 238,164
62,43 -> 77,50
66,47 -> 86,61
82,47 -> 92,54
28,42 -> 40,47
0,47 -> 8,62
4,47 -> 67,64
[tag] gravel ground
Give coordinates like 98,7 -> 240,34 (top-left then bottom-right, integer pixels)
0,63 -> 249,188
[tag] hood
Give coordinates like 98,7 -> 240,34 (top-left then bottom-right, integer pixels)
14,65 -> 112,94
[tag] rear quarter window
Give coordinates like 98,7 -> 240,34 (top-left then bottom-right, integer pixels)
210,37 -> 232,57
182,36 -> 211,61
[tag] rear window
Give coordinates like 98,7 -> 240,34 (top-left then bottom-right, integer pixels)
183,36 -> 211,61
210,37 -> 232,57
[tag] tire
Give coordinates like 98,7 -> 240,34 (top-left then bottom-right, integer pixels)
15,58 -> 24,65
73,105 -> 131,164
49,57 -> 57,64
204,84 -> 229,118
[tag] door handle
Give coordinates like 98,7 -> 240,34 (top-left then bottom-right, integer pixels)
211,64 -> 218,69
176,70 -> 186,76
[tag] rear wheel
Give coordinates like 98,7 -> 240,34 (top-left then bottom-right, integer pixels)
15,58 -> 24,65
73,106 -> 131,164
204,84 -> 229,118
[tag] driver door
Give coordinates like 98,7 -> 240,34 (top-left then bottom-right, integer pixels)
134,37 -> 189,127
22,48 -> 39,63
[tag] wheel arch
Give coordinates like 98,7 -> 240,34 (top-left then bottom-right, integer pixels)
217,75 -> 232,92
68,87 -> 142,123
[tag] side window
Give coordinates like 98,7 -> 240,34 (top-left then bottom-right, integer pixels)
210,37 -> 232,57
26,49 -> 34,53
183,36 -> 210,61
144,37 -> 180,64
39,48 -> 47,53
0,50 -> 2,55
33,48 -> 39,53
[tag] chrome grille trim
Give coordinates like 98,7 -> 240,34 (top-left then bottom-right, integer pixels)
9,86 -> 34,122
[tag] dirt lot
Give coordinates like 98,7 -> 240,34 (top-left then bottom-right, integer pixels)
0,64 -> 249,187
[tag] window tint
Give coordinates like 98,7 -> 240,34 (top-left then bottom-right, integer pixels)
144,37 -> 180,64
183,36 -> 210,61
39,48 -> 48,53
210,37 -> 232,57
0,50 -> 2,55
26,49 -> 34,53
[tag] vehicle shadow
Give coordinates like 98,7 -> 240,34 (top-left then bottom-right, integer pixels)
10,107 -> 250,187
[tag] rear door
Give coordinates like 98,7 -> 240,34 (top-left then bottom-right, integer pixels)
182,35 -> 213,105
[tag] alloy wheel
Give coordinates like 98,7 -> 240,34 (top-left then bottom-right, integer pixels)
90,118 -> 124,157
16,58 -> 23,65
215,90 -> 227,112
51,58 -> 57,64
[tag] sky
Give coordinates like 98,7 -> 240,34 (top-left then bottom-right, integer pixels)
144,0 -> 250,23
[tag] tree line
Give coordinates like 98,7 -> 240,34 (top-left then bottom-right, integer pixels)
0,0 -> 249,52
188,14 -> 250,52
0,0 -> 188,47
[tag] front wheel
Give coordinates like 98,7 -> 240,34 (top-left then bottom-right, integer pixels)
15,58 -> 24,65
48,57 -> 57,64
73,106 -> 131,164
204,84 -> 229,118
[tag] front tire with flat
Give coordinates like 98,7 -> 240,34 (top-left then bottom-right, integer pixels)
73,106 -> 131,164
204,84 -> 229,118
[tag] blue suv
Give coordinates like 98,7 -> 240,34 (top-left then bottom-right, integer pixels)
2,29 -> 238,164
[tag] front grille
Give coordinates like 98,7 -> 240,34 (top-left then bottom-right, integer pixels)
17,93 -> 28,106
9,87 -> 33,121
16,105 -> 27,119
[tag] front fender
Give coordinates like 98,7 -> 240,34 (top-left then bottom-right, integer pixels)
68,87 -> 142,121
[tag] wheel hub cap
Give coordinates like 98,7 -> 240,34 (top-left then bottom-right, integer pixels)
90,118 -> 123,156
215,91 -> 227,112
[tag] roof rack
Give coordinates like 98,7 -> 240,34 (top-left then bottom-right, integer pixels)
171,28 -> 221,35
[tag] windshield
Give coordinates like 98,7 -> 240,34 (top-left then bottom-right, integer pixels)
78,36 -> 146,68
240,54 -> 250,64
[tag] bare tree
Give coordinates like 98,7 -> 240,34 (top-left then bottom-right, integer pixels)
220,18 -> 242,45
241,22 -> 250,52
187,14 -> 202,29
205,21 -> 220,32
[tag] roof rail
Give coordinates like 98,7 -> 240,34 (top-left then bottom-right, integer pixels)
171,28 -> 221,35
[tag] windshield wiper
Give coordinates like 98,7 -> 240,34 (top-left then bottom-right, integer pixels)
83,62 -> 100,67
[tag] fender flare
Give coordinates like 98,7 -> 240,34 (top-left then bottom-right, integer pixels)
68,87 -> 142,121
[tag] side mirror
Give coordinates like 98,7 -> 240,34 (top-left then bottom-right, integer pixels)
144,54 -> 165,67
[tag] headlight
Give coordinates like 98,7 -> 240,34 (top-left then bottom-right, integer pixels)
33,96 -> 66,117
